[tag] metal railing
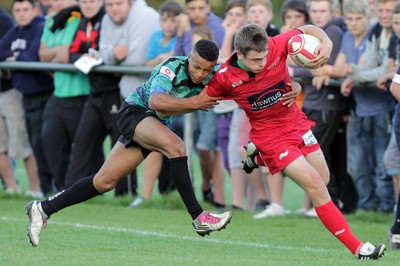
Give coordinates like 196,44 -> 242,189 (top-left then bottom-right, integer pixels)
2,61 -> 381,88
0,61 -> 153,75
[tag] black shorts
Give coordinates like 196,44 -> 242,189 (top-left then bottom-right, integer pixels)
116,101 -> 156,157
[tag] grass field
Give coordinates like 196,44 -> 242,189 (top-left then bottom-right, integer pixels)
0,156 -> 399,265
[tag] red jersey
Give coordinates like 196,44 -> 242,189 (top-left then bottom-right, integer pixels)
207,29 -> 320,174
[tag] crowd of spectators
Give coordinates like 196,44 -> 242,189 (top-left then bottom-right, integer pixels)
1,1 -> 400,247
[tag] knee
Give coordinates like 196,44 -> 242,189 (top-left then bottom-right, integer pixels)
93,173 -> 117,193
306,179 -> 321,195
306,174 -> 328,195
319,166 -> 330,185
322,171 -> 330,186
165,139 -> 186,158
305,178 -> 331,206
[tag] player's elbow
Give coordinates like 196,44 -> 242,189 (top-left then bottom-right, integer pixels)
148,94 -> 162,111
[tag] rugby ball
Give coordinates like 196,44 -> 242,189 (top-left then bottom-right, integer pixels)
287,34 -> 321,69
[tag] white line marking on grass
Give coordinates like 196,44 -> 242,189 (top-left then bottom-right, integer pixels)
2,216 -> 329,254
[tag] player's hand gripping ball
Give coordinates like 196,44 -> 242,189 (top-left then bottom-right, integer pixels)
287,34 -> 321,69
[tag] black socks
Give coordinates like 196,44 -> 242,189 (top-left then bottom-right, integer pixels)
40,158 -> 204,221
41,174 -> 100,217
169,156 -> 203,220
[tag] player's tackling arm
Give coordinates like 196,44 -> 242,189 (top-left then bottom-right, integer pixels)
149,89 -> 221,116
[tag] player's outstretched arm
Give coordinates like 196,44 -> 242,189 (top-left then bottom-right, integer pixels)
297,24 -> 333,69
149,89 -> 222,116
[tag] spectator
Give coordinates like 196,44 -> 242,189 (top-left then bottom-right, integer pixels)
217,0 -> 249,210
62,0 -> 113,189
386,65 -> 400,250
34,0 -> 54,16
324,0 -> 375,213
239,113 -> 272,214
340,0 -> 397,213
281,0 -> 309,108
280,0 -> 310,33
0,0 -> 55,197
0,9 -> 14,34
99,0 -> 160,197
290,0 -> 349,217
0,8 -> 19,194
39,0 -> 89,191
174,0 -> 224,56
243,0 -> 282,215
191,26 -> 226,208
174,0 -> 226,207
378,2 -> 400,211
254,0 -> 312,218
344,0 -> 379,25
368,0 -> 378,24
246,0 -> 280,37
101,0 -> 160,99
145,0 -> 183,67
130,0 -> 184,207
219,0 -> 247,62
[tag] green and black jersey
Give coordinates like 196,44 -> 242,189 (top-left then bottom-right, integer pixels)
125,56 -> 219,125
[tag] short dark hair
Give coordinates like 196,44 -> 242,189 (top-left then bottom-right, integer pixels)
12,0 -> 35,7
281,0 -> 310,24
224,0 -> 247,13
159,1 -> 183,17
234,24 -> 268,57
192,39 -> 219,62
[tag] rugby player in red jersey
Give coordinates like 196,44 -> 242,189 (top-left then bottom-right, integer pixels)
206,23 -> 386,260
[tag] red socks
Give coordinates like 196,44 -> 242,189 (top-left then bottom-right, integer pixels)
315,200 -> 362,255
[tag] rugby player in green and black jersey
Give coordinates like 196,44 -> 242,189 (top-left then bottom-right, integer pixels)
25,40 -> 231,247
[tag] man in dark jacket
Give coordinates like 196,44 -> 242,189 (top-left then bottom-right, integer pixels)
0,0 -> 54,196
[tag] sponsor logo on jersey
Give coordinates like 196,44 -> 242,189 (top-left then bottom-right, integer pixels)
232,80 -> 243,87
267,56 -> 281,70
279,150 -> 289,160
160,66 -> 176,81
247,80 -> 286,111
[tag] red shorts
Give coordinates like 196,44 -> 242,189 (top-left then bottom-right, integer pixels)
250,116 -> 320,175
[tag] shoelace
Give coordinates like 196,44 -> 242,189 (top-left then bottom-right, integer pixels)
200,211 -> 221,224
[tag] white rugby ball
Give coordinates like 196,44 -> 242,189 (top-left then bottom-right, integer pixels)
287,34 -> 321,69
